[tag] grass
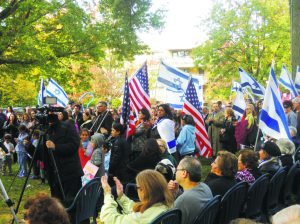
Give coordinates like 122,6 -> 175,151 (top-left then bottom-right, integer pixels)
0,158 -> 212,224
0,163 -> 49,224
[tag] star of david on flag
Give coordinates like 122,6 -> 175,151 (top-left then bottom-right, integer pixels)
46,78 -> 69,107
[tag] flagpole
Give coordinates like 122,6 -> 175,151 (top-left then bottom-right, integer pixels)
154,60 -> 162,101
253,125 -> 261,150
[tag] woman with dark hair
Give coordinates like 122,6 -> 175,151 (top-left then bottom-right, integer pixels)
80,111 -> 93,130
236,149 -> 261,184
127,138 -> 162,180
100,170 -> 174,223
108,122 -> 131,184
151,104 -> 177,159
6,106 -> 14,120
220,108 -> 237,153
131,108 -> 151,160
3,113 -> 19,145
176,114 -> 196,158
57,111 -> 69,121
283,100 -> 297,129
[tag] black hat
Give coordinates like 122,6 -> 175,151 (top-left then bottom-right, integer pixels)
261,141 -> 281,157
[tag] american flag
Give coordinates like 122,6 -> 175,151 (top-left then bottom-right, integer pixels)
121,73 -> 135,138
129,62 -> 151,112
182,78 -> 212,158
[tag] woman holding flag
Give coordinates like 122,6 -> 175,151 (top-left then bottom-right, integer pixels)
150,104 -> 178,162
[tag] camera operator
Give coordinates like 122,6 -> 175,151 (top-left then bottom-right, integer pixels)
44,113 -> 83,207
90,101 -> 113,137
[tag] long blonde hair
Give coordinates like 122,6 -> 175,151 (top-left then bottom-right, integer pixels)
133,170 -> 174,213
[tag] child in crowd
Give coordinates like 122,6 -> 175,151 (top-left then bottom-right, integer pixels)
0,147 -> 5,172
2,134 -> 14,175
31,130 -> 45,184
15,125 -> 29,178
90,133 -> 105,177
78,128 -> 91,168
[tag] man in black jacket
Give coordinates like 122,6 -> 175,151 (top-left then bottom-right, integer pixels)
90,101 -> 113,137
45,113 -> 83,206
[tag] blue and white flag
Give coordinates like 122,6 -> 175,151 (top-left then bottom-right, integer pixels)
259,65 -> 291,140
279,65 -> 298,98
294,66 -> 300,93
46,78 -> 69,107
38,79 -> 46,106
231,81 -> 242,92
158,61 -> 203,108
232,88 -> 246,121
165,88 -> 186,110
239,67 -> 265,97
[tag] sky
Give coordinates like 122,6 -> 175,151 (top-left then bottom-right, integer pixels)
139,0 -> 214,50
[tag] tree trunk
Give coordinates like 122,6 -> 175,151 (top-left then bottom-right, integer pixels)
290,0 -> 300,79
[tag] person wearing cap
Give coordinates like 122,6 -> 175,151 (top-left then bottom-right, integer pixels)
258,141 -> 281,176
283,100 -> 297,129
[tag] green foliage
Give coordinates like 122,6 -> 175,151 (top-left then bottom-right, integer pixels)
0,0 -> 164,107
111,98 -> 122,109
192,0 -> 290,100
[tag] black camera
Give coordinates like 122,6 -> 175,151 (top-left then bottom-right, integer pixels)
36,106 -> 64,125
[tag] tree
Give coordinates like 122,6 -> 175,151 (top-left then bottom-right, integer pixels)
290,0 -> 300,78
0,0 -> 164,106
192,0 -> 290,100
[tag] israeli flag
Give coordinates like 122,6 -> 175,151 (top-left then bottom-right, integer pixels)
165,88 -> 186,110
294,66 -> 300,93
46,78 -> 69,107
38,79 -> 46,106
231,81 -> 242,92
157,61 -> 203,108
259,65 -> 291,140
232,88 -> 246,120
239,67 -> 265,97
279,65 -> 298,98
157,118 -> 176,154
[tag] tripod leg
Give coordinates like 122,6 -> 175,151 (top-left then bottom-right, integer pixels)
0,179 -> 19,224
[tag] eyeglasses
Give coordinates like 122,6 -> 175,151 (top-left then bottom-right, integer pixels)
176,168 -> 186,173
136,186 -> 141,190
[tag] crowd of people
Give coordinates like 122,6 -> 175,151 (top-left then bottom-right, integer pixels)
1,97 -> 300,224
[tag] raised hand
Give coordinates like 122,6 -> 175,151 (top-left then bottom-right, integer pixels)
167,180 -> 179,194
113,177 -> 124,198
101,175 -> 111,195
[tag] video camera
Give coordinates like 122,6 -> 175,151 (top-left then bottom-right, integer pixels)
36,97 -> 64,125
